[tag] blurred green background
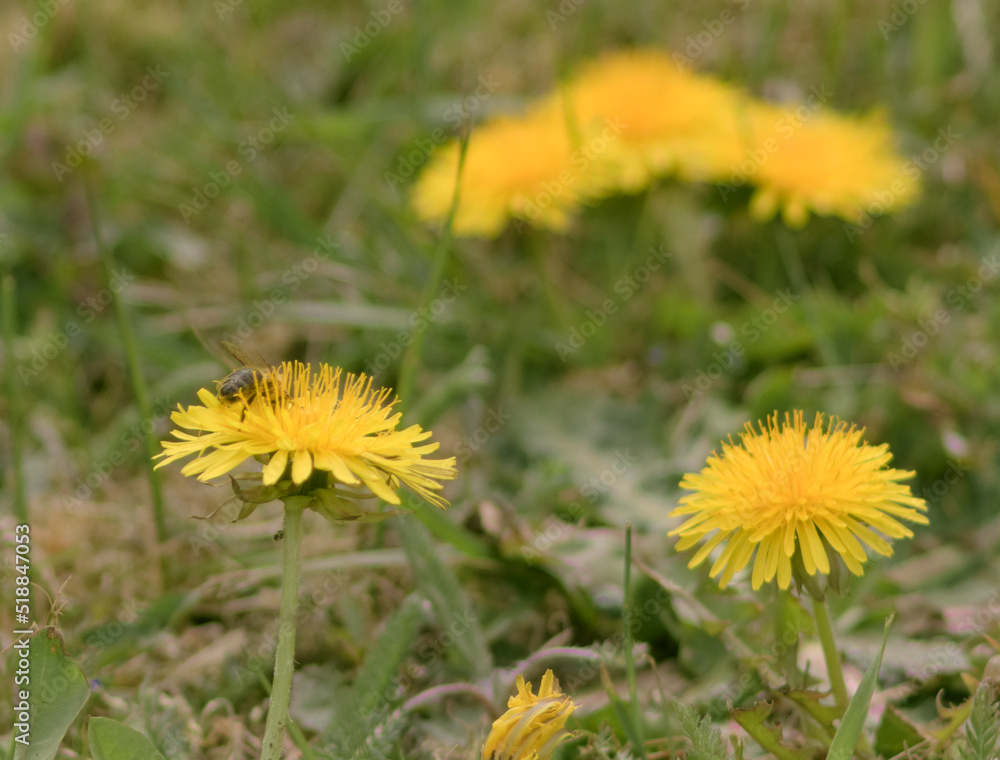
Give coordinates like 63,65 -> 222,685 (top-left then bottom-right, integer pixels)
2,0 -> 1000,757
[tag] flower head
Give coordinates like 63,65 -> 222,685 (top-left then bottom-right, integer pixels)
412,101 -> 605,237
154,361 -> 456,521
563,48 -> 747,190
669,411 -> 928,590
741,104 -> 919,227
482,669 -> 576,760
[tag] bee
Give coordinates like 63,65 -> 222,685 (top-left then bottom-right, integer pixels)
217,341 -> 284,407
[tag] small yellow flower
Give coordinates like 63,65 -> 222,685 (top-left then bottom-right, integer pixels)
154,361 -> 456,519
412,101 -> 603,237
482,670 -> 577,760
563,48 -> 748,190
740,103 -> 919,227
670,411 -> 928,590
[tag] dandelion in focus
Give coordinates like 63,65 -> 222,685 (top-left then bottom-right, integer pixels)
155,360 -> 456,521
669,410 -> 927,591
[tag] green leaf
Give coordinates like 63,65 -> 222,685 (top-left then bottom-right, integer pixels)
12,627 -> 91,760
775,592 -> 812,679
874,705 -> 926,758
957,678 -> 1000,760
779,688 -> 840,734
730,701 -> 812,760
396,519 -> 491,678
326,594 -> 432,755
673,701 -> 730,760
827,614 -> 894,760
600,666 -> 645,756
88,717 -> 167,760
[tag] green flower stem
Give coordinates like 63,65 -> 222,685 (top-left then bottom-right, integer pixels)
260,503 -> 305,760
812,596 -> 849,712
84,175 -> 168,547
396,132 -> 467,411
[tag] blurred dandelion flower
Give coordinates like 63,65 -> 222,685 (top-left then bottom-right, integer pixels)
412,101 -> 602,237
483,669 -> 576,760
563,48 -> 747,190
154,361 -> 456,520
669,411 -> 928,590
742,104 -> 919,227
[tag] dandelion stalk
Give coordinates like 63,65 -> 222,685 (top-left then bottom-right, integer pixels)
154,359 -> 456,757
812,597 -> 849,712
260,501 -> 304,760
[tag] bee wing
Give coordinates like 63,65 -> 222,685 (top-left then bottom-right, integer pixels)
221,340 -> 270,369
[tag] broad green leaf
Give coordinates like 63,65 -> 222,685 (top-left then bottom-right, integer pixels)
827,614 -> 894,760
780,688 -> 840,733
730,701 -> 811,760
775,592 -> 812,678
874,705 -> 926,758
12,628 -> 91,760
88,717 -> 167,760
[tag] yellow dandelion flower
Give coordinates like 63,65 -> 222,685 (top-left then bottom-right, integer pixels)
154,362 -> 456,516
483,669 -> 577,760
741,103 -> 919,227
412,101 -> 601,238
669,411 -> 928,591
563,48 -> 747,190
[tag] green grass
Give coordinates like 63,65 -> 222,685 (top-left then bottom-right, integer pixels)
2,1 -> 1000,758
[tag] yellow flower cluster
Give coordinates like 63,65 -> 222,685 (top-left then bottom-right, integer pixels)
412,49 -> 918,236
